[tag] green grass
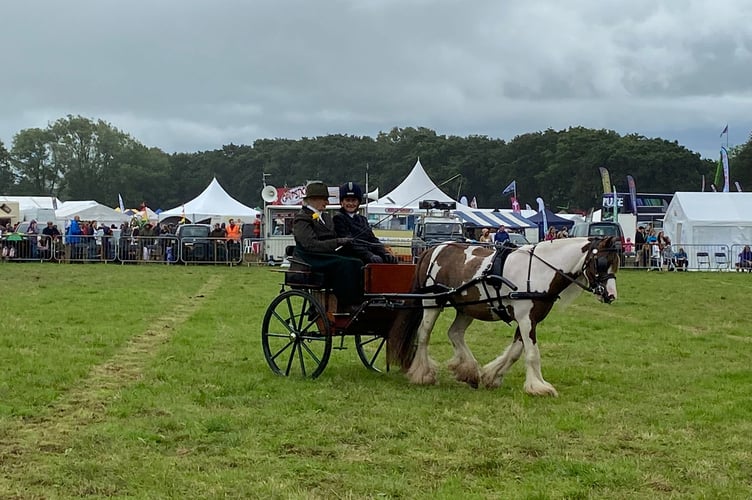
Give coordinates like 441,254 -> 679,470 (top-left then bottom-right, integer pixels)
1,264 -> 751,498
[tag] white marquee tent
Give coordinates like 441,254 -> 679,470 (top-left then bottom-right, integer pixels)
159,177 -> 260,223
663,192 -> 752,248
369,159 -> 457,212
56,201 -> 130,227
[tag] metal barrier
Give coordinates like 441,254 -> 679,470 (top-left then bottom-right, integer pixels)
176,236 -> 244,265
0,234 -> 56,262
117,235 -> 178,264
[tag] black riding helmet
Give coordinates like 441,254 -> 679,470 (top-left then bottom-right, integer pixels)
339,182 -> 363,203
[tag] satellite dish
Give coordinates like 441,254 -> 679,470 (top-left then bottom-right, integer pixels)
367,188 -> 379,202
262,185 -> 278,203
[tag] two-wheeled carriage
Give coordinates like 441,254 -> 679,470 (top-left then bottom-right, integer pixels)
261,254 -> 418,378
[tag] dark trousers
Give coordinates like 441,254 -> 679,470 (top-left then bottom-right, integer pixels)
295,248 -> 364,306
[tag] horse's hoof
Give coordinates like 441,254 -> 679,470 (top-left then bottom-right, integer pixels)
524,382 -> 558,397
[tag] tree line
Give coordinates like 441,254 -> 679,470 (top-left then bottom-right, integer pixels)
1,115 -> 750,212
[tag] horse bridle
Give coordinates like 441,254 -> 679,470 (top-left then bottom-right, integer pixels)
526,239 -> 617,304
582,241 -> 618,304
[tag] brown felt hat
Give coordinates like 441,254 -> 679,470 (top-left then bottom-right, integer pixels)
304,181 -> 329,199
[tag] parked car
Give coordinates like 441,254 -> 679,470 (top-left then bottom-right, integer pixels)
175,224 -> 212,261
569,222 -> 625,260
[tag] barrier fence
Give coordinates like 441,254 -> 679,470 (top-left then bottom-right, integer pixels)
2,234 -> 752,271
0,234 -> 267,265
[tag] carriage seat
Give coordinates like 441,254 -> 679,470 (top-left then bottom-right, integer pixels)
283,246 -> 326,288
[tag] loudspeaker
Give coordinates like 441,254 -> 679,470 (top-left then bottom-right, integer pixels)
367,188 -> 379,202
261,185 -> 278,203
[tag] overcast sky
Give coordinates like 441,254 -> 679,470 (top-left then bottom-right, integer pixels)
1,0 -> 750,160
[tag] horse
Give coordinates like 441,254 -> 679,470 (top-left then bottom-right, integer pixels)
387,236 -> 620,396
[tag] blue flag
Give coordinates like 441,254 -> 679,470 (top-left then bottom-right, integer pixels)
502,180 -> 516,196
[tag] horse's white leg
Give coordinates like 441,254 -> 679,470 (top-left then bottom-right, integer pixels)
518,316 -> 557,397
445,312 -> 480,388
481,327 -> 524,389
406,305 -> 440,385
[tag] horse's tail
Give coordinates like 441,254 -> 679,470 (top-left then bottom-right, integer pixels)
387,252 -> 429,369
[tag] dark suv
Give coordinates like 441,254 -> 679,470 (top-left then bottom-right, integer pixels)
175,224 -> 212,261
570,221 -> 625,256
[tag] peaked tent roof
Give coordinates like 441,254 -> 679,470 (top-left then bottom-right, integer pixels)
56,201 -> 130,225
371,159 -> 456,210
159,177 -> 259,223
0,195 -> 62,211
527,208 -> 575,228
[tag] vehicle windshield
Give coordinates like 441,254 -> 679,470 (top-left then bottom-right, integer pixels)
425,223 -> 463,238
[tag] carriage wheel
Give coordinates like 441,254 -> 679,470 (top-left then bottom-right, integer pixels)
354,334 -> 389,373
261,290 -> 332,379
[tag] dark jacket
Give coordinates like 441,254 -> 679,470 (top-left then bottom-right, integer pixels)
293,207 -> 340,253
293,206 -> 363,306
333,210 -> 391,263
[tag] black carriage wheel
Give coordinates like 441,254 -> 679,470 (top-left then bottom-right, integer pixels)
261,290 -> 332,378
354,333 -> 389,373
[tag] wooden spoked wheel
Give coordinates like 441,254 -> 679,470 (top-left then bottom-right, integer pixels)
261,290 -> 331,378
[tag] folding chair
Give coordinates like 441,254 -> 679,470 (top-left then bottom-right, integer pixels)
714,252 -> 728,270
696,252 -> 710,269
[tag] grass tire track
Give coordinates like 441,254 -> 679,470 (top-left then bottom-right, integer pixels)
0,273 -> 225,491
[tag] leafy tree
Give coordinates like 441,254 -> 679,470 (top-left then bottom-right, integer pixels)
0,140 -> 15,192
11,128 -> 59,195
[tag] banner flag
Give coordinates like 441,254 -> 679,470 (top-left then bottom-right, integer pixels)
180,204 -> 186,224
721,146 -> 730,192
118,194 -> 125,214
510,196 -> 521,213
612,185 -> 618,223
714,153 -> 723,189
470,197 -> 478,209
536,197 -> 547,237
459,195 -> 468,206
502,180 -> 516,196
626,175 -> 637,215
598,167 -> 611,195
720,124 -> 728,137
701,175 -> 705,192
710,184 -> 717,192
735,181 -> 742,192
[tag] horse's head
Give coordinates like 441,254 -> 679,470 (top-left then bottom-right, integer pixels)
583,237 -> 619,304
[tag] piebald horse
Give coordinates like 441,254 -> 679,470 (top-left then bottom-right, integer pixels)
387,236 -> 620,396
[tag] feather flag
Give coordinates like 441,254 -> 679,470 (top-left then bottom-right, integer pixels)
502,180 -> 516,196
180,204 -> 186,224
626,175 -> 637,215
598,167 -> 611,195
720,124 -> 728,137
470,197 -> 478,209
118,193 -> 125,214
536,197 -> 547,238
735,181 -> 743,192
720,146 -> 730,192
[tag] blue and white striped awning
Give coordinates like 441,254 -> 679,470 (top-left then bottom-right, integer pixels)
454,210 -> 536,229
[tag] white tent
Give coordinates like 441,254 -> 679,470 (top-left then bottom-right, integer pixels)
159,177 -> 260,223
0,195 -> 62,211
663,192 -> 752,247
56,201 -> 130,227
369,159 -> 457,212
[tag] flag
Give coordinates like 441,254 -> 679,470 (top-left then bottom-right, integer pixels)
714,153 -> 723,190
612,185 -> 618,223
180,204 -> 186,224
626,175 -> 637,215
459,195 -> 468,206
510,196 -> 521,213
470,197 -> 478,209
720,124 -> 728,137
720,146 -> 730,192
536,197 -> 547,239
701,175 -> 705,192
502,180 -> 516,196
598,167 -> 611,195
735,181 -> 743,192
118,193 -> 125,214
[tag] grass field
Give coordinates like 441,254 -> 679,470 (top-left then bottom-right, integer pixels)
1,263 -> 751,499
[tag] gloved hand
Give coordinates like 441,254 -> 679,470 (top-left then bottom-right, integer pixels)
367,253 -> 384,263
336,237 -> 353,247
383,253 -> 399,264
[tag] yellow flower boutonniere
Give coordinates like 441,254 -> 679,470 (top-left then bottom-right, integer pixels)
312,212 -> 324,224
312,213 -> 319,220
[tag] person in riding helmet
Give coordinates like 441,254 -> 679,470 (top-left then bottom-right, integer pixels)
292,181 -> 363,308
333,181 -> 399,264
